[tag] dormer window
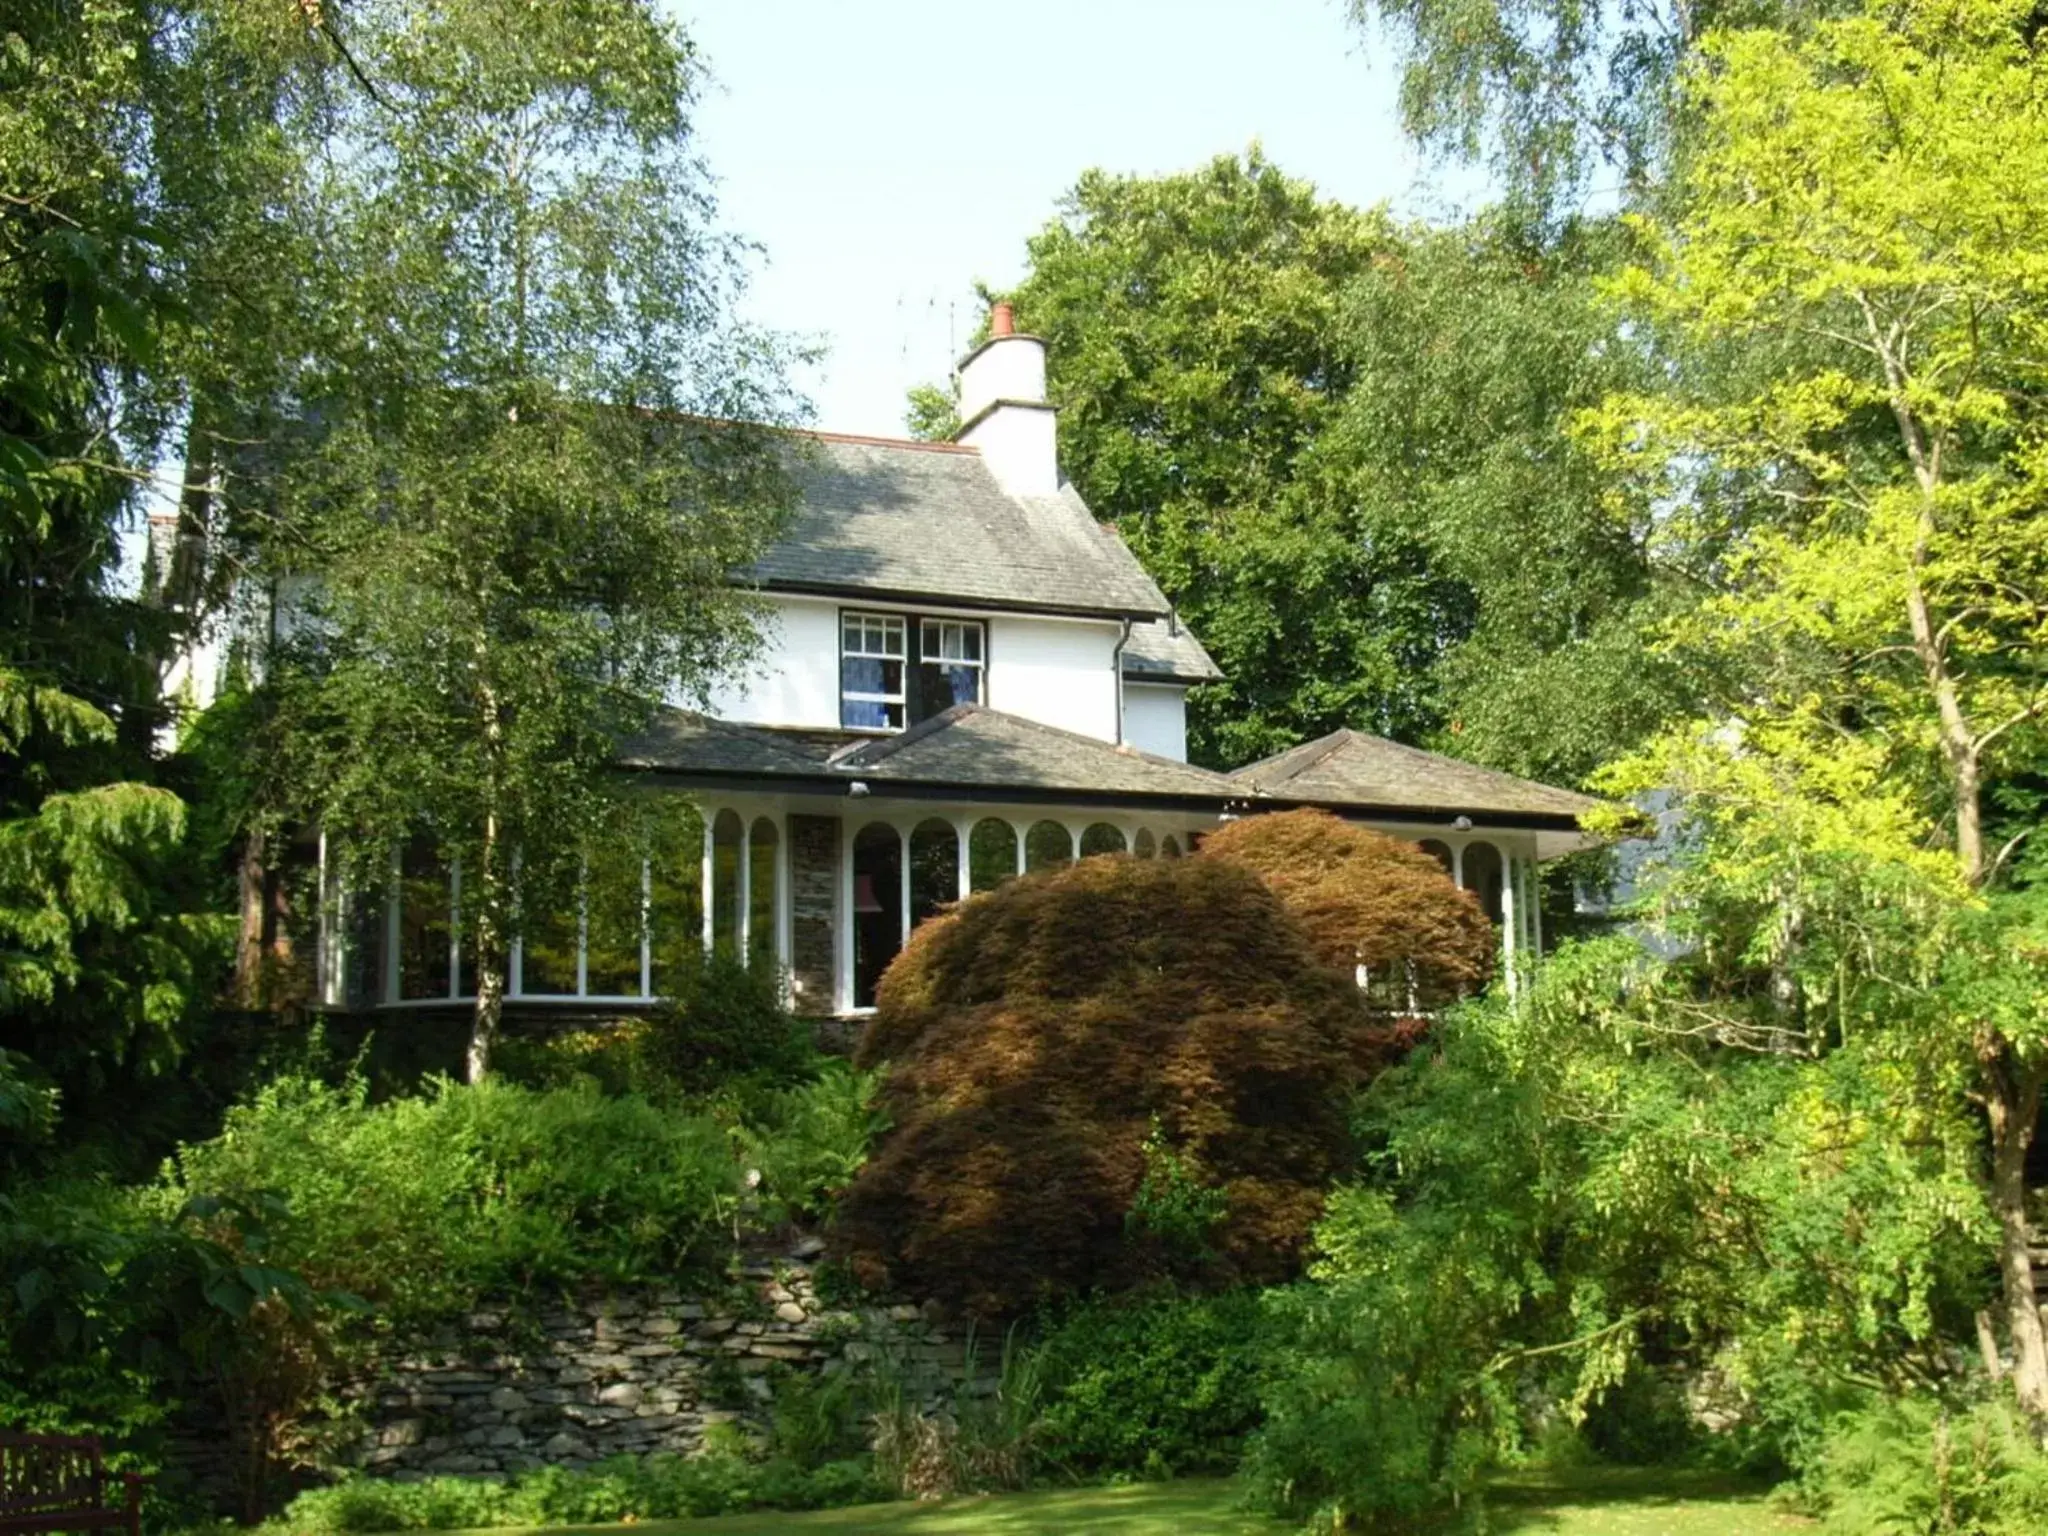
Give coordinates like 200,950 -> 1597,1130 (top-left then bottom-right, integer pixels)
841,613 -> 906,728
841,609 -> 985,730
916,618 -> 983,718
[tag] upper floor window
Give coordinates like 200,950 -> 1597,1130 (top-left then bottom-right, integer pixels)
841,611 -> 984,730
916,618 -> 983,718
841,613 -> 906,729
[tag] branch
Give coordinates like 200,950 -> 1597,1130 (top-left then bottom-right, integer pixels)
301,2 -> 392,110
1484,1311 -> 1651,1375
1974,693 -> 2048,756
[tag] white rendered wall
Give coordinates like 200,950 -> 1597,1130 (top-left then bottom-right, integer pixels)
697,594 -> 841,727
957,405 -> 1057,495
701,597 -> 1124,741
987,614 -> 1120,741
1121,683 -> 1189,761
958,334 -> 1047,422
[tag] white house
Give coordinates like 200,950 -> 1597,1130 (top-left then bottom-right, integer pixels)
324,304 -> 1605,1020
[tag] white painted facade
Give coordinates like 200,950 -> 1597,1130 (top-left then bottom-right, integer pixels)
696,591 -> 1177,758
1121,683 -> 1189,761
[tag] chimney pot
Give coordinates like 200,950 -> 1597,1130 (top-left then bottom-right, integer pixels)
990,302 -> 1015,338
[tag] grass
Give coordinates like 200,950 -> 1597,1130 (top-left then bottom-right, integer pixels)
445,1467 -> 1812,1536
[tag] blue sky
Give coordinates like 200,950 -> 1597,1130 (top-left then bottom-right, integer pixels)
678,1 -> 1485,437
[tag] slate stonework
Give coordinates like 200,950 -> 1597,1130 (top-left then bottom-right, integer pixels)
788,814 -> 838,1015
339,1241 -> 971,1479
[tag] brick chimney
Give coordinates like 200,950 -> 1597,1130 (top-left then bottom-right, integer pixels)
955,302 -> 1056,495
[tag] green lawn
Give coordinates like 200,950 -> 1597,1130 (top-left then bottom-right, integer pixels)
452,1468 -> 1811,1536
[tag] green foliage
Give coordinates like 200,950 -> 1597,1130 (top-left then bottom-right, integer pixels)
867,1325 -> 1045,1500
241,0 -> 801,1077
1032,1289 -> 1271,1478
742,1062 -> 891,1225
0,1176 -> 351,1523
640,947 -> 819,1097
768,1366 -> 866,1469
1124,1119 -> 1228,1268
160,1072 -> 741,1322
1241,941 -> 1995,1525
258,1450 -> 886,1534
1799,1395 -> 2048,1535
960,156 -> 1671,783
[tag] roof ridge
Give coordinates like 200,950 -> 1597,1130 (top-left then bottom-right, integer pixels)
799,426 -> 980,455
1233,728 -> 1356,784
833,703 -> 982,768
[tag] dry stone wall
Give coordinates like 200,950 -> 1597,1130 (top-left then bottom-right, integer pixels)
342,1240 -> 972,1479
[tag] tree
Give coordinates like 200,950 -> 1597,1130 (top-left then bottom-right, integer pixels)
836,854 -> 1370,1314
947,152 -> 1433,766
1197,809 -> 1494,1011
1,0 -> 321,1126
1317,214 -> 1685,788
1343,0 -> 1845,209
1587,0 -> 2048,1415
256,0 -> 799,1080
947,159 -> 1672,780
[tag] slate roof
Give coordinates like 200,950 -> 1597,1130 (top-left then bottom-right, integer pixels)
619,703 -> 1242,807
618,712 -> 1609,832
1231,729 -> 1609,827
1121,617 -> 1223,684
742,433 -> 1170,620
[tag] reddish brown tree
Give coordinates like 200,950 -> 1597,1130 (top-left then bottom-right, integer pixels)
1197,808 -> 1494,1013
834,855 -> 1367,1316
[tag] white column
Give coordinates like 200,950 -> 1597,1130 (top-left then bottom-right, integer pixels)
837,817 -> 857,1013
737,816 -> 753,964
640,858 -> 653,998
776,817 -> 792,976
1451,841 -> 1466,889
574,860 -> 588,997
1501,855 -> 1520,1000
384,848 -> 402,1004
898,823 -> 912,951
700,814 -> 715,953
1014,820 -> 1026,876
1068,822 -> 1082,860
954,816 -> 973,901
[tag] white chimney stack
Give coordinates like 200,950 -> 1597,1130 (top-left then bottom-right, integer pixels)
955,302 -> 1057,496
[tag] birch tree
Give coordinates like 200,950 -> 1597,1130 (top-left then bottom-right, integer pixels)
264,0 -> 798,1080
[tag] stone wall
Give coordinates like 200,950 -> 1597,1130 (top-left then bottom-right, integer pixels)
788,813 -> 839,1015
343,1240 -> 970,1479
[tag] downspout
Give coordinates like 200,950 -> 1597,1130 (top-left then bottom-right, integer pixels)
1111,616 -> 1133,745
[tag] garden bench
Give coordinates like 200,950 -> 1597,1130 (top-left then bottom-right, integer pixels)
0,1435 -> 142,1536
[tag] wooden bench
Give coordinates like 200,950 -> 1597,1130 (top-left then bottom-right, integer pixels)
0,1435 -> 142,1536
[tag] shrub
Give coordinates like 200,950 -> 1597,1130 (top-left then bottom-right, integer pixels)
259,1449 -> 888,1533
741,1061 -> 890,1224
638,947 -> 819,1096
835,854 -> 1366,1315
1033,1288 -> 1272,1478
1798,1394 -> 2048,1535
1197,807 -> 1494,1015
160,1072 -> 741,1322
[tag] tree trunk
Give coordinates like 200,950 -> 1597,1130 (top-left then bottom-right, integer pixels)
235,827 -> 269,1007
466,667 -> 507,1083
465,810 -> 505,1084
1984,1044 -> 2048,1419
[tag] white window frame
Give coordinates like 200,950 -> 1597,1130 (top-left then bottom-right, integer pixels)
918,617 -> 985,708
841,611 -> 907,730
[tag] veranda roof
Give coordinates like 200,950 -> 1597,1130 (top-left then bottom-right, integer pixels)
619,704 -> 1244,811
1230,729 -> 1608,831
619,709 -> 1611,840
